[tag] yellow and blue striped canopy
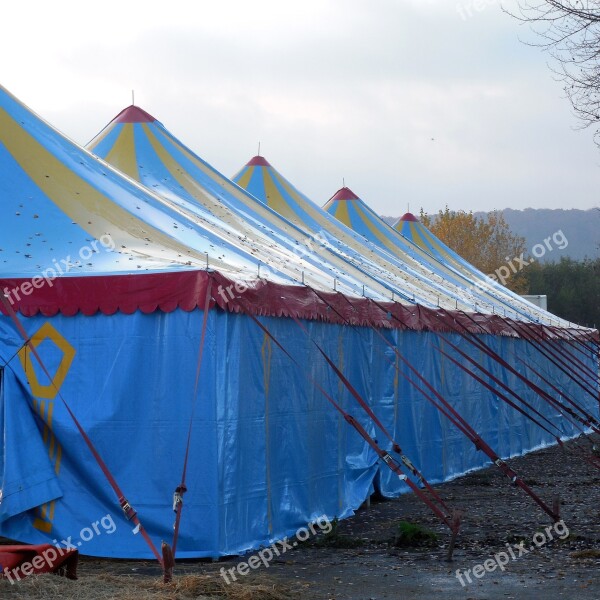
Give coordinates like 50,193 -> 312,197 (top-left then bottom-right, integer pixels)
395,212 -> 492,276
0,86 -> 222,278
234,157 -> 564,323
89,108 -> 432,299
324,189 -> 570,325
393,212 -> 566,321
234,157 -> 492,310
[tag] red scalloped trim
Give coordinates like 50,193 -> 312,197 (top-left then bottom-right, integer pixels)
0,272 -> 210,317
0,271 -> 596,342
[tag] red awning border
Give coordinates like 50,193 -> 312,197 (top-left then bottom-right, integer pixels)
0,271 -> 597,342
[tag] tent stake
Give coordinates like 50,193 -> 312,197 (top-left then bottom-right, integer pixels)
445,509 -> 464,562
162,542 -> 174,583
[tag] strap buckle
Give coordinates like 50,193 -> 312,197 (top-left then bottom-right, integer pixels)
173,485 -> 187,512
119,497 -> 137,521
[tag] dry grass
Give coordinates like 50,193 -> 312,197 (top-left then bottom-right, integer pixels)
0,573 -> 293,600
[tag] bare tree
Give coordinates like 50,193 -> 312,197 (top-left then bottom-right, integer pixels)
512,2 -> 600,144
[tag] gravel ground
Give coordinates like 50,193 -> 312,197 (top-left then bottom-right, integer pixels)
223,435 -> 600,599
2,436 -> 600,599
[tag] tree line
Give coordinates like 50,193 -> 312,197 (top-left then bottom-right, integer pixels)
527,257 -> 600,328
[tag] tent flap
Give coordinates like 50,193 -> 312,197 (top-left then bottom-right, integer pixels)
0,367 -> 63,523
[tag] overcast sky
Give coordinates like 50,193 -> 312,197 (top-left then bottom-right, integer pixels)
3,0 -> 600,216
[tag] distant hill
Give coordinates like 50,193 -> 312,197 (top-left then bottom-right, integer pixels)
381,215 -> 399,227
382,209 -> 600,263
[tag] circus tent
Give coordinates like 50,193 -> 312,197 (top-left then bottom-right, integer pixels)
86,105 -> 599,530
0,89 -> 597,563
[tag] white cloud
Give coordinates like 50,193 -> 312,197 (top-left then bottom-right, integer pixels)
1,0 -> 598,217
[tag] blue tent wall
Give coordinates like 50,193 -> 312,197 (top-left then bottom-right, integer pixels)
0,309 -> 595,558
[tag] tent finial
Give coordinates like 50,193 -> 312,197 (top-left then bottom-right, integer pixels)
343,177 -> 345,187
132,90 -> 135,106
257,142 -> 261,156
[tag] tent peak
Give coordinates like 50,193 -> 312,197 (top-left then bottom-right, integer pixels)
247,155 -> 271,167
329,186 -> 360,202
399,212 -> 419,223
112,105 -> 157,124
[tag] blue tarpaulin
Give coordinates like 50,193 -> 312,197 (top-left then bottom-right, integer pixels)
0,309 -> 594,557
